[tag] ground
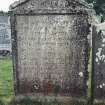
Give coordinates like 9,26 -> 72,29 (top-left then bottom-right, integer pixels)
0,56 -> 14,100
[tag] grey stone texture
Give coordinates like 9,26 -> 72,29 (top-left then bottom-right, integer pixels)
94,25 -> 105,101
10,0 -> 93,14
0,12 -> 11,52
10,0 -> 93,101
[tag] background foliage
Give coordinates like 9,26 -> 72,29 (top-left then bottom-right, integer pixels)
85,0 -> 105,22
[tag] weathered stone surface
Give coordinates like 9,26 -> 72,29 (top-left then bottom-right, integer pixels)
10,0 -> 93,14
16,15 -> 89,97
0,12 -> 11,52
94,24 -> 105,100
10,0 -> 92,100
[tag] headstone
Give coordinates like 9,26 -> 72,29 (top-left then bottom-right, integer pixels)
94,24 -> 105,101
10,0 -> 92,101
0,12 -> 11,53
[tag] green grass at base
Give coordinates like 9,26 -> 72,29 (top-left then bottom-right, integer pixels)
0,56 -> 14,99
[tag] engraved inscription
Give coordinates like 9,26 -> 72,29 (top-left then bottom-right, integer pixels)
16,15 -> 88,96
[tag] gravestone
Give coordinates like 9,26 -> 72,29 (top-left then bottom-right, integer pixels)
93,24 -> 105,101
0,12 -> 11,53
10,0 -> 92,101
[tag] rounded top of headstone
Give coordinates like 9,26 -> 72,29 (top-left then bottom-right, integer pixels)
10,0 -> 93,15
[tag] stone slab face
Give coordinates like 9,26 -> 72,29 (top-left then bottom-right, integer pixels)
94,27 -> 105,100
0,15 -> 11,51
15,15 -> 89,97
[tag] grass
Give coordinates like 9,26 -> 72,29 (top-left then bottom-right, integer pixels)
8,98 -> 87,105
0,56 -> 14,100
1,98 -> 105,105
